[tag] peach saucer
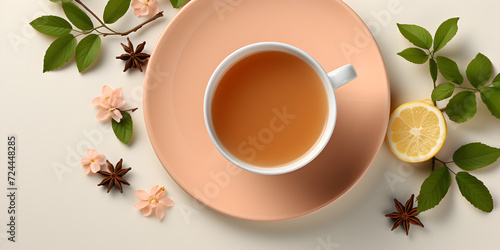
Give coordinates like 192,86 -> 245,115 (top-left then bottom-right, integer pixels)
143,0 -> 390,222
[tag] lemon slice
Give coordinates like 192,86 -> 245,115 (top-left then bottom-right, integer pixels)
387,99 -> 447,163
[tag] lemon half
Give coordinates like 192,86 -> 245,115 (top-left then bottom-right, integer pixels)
387,99 -> 447,163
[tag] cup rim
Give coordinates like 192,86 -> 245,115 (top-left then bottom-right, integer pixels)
204,42 -> 337,175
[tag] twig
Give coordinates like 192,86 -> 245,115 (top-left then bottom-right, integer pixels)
74,1 -> 163,37
446,166 -> 456,175
102,12 -> 164,36
455,85 -> 477,91
120,108 -> 139,113
434,158 -> 448,165
479,83 -> 493,91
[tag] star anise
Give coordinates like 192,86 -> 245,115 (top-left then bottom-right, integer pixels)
385,194 -> 424,236
97,159 -> 131,193
116,37 -> 150,72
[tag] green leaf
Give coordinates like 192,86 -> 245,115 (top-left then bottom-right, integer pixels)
62,2 -> 93,30
43,34 -> 77,72
456,172 -> 493,212
466,53 -> 492,89
397,48 -> 428,64
30,16 -> 72,37
436,56 -> 463,84
75,34 -> 101,73
103,0 -> 132,24
433,17 -> 459,53
112,111 -> 133,144
453,143 -> 500,171
417,167 -> 452,213
491,73 -> 500,89
445,91 -> 477,123
397,23 -> 433,49
480,87 -> 500,119
432,83 -> 455,101
170,0 -> 189,8
429,58 -> 438,83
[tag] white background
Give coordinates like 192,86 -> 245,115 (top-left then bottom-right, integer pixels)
1,0 -> 500,249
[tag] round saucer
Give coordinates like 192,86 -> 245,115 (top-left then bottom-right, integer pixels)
144,0 -> 390,222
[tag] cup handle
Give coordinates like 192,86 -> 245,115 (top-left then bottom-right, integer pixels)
327,64 -> 357,90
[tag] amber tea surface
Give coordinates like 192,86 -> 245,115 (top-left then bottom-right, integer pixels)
211,51 -> 329,167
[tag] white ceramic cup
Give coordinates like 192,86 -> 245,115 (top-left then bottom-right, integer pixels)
204,42 -> 357,175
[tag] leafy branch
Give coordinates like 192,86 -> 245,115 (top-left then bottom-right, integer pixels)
418,143 -> 500,213
74,0 -> 164,37
30,0 -> 165,73
397,18 -> 500,214
397,17 -> 500,123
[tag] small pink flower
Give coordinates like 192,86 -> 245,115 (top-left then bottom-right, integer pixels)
96,95 -> 126,122
135,185 -> 174,221
92,85 -> 123,108
93,85 -> 126,122
80,149 -> 106,174
131,0 -> 159,17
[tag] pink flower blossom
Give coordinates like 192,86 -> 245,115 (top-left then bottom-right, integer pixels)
135,185 -> 174,221
80,149 -> 106,174
92,85 -> 123,108
93,85 -> 126,122
131,0 -> 159,17
96,95 -> 126,122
